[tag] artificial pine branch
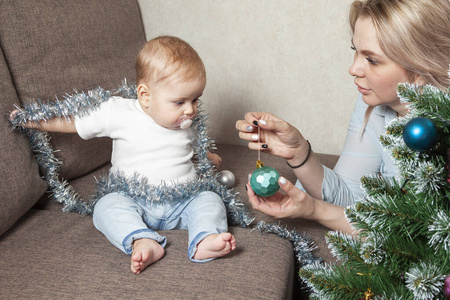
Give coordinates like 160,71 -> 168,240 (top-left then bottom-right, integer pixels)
325,231 -> 363,263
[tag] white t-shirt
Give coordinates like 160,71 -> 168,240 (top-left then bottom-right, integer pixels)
75,96 -> 197,185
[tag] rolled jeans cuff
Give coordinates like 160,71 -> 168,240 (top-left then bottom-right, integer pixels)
188,231 -> 216,263
122,228 -> 167,255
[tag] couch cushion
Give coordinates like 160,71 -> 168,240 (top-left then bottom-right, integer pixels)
0,46 -> 48,236
0,209 -> 294,299
0,0 -> 146,180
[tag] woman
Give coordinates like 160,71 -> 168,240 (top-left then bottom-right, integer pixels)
235,0 -> 450,235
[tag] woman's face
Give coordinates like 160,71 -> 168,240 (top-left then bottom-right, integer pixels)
348,17 -> 416,116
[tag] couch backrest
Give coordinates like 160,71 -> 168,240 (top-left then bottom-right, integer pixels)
0,45 -> 48,236
0,0 -> 146,235
0,0 -> 146,180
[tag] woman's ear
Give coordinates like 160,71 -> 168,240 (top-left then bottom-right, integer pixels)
413,74 -> 424,86
137,83 -> 151,108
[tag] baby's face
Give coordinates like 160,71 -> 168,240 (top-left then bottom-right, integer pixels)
141,75 -> 206,129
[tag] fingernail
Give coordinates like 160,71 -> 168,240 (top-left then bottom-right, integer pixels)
262,144 -> 268,149
259,119 -> 267,125
253,121 -> 258,126
252,134 -> 259,141
248,174 -> 252,181
246,125 -> 253,131
279,177 -> 287,185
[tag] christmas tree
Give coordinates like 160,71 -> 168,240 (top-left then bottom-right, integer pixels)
299,80 -> 450,299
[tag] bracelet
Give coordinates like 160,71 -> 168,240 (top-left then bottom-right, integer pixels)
286,140 -> 311,169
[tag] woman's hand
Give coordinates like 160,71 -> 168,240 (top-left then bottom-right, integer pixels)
235,112 -> 306,161
246,176 -> 316,220
247,176 -> 356,234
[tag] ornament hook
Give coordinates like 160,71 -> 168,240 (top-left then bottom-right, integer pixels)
357,271 -> 374,300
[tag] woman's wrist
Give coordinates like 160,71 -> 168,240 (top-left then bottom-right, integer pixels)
286,140 -> 311,168
311,199 -> 354,234
290,193 -> 318,220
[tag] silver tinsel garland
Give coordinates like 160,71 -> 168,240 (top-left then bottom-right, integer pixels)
93,171 -> 253,227
10,80 -> 321,265
255,221 -> 321,267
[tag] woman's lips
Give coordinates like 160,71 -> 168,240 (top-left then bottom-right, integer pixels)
355,82 -> 371,94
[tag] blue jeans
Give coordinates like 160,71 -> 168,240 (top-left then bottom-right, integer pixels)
92,191 -> 228,262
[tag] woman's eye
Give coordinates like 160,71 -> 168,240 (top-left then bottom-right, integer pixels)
193,98 -> 199,103
365,57 -> 378,65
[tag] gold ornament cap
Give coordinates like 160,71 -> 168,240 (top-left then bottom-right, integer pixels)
256,160 -> 264,169
364,288 -> 374,300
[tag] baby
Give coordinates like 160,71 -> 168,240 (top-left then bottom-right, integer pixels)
11,36 -> 235,274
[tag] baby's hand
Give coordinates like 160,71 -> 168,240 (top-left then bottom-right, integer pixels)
9,109 -> 25,127
9,109 -> 36,129
9,109 -> 20,122
208,152 -> 222,167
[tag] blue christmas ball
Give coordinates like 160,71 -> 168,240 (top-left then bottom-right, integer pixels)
250,166 -> 280,197
402,117 -> 438,152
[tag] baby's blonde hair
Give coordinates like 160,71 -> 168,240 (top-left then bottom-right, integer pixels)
136,36 -> 206,86
349,0 -> 450,129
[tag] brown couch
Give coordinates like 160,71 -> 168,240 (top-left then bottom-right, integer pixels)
0,1 -> 337,299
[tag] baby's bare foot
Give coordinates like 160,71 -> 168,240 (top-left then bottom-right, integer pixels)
193,232 -> 236,261
131,238 -> 164,274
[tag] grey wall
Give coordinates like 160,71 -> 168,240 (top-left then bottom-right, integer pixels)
138,0 -> 359,155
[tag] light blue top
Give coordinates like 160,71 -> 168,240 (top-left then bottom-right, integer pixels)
296,94 -> 398,207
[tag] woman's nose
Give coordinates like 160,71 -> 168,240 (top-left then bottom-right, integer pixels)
349,57 -> 364,78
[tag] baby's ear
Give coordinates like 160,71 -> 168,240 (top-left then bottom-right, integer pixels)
137,83 -> 151,107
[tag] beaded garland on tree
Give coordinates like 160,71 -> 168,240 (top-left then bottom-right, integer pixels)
10,80 -> 321,268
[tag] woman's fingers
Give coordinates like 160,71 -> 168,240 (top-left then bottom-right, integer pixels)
236,119 -> 255,132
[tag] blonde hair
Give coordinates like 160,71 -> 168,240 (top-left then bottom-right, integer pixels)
349,0 -> 450,130
350,0 -> 450,90
136,36 -> 206,85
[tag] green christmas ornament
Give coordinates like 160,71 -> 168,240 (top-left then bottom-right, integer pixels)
250,160 -> 280,197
